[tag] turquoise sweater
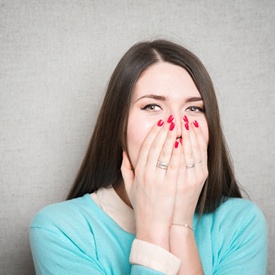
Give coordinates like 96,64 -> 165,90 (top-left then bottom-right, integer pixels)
30,194 -> 267,274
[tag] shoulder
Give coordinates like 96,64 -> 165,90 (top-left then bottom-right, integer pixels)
30,194 -> 96,232
197,197 -> 267,245
208,198 -> 267,248
29,195 -> 111,274
215,197 -> 266,226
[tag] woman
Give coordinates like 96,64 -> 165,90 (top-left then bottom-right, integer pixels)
30,40 -> 267,274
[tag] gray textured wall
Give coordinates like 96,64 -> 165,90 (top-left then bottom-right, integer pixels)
1,1 -> 274,274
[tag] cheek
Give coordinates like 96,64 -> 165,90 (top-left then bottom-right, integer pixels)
126,117 -> 154,167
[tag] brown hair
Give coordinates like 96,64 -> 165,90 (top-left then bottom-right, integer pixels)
67,39 -> 242,213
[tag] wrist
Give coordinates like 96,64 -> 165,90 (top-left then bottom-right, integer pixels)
171,223 -> 194,232
136,225 -> 170,250
170,224 -> 196,243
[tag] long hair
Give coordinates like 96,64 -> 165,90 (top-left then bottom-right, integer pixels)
67,39 -> 242,213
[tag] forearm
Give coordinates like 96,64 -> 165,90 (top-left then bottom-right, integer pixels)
170,225 -> 203,275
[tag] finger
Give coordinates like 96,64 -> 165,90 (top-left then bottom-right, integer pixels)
189,121 -> 203,169
181,120 -> 194,170
147,119 -> 178,176
165,135 -> 182,182
191,120 -> 208,173
135,119 -> 164,173
177,147 -> 186,183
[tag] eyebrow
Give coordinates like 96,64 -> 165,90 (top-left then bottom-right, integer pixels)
134,94 -> 203,103
134,94 -> 167,103
186,96 -> 203,103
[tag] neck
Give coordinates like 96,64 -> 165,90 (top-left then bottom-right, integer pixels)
114,181 -> 132,208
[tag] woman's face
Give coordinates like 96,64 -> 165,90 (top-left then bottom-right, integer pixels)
126,62 -> 209,168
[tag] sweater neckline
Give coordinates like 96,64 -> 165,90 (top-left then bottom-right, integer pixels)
90,187 -> 136,234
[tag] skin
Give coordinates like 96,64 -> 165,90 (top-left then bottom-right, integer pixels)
119,62 -> 209,274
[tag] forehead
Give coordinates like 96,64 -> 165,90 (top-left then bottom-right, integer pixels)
132,62 -> 200,101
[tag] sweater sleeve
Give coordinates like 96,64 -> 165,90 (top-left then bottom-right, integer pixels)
30,227 -> 174,275
213,201 -> 268,275
130,239 -> 181,275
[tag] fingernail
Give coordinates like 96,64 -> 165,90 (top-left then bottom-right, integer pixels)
167,115 -> 174,123
193,120 -> 199,128
184,122 -> 189,130
183,115 -> 189,123
174,141 -> 179,148
179,138 -> 182,144
157,119 -> 164,127
169,122 -> 175,131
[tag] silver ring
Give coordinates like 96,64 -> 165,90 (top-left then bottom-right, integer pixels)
156,160 -> 168,170
186,163 -> 195,169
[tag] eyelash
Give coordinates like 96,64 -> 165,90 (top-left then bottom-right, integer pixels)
186,106 -> 205,113
141,104 -> 205,113
141,103 -> 162,111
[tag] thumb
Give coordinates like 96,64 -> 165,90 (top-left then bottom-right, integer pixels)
121,151 -> 134,196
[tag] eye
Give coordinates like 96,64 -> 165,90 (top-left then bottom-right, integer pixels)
186,105 -> 205,113
141,103 -> 162,111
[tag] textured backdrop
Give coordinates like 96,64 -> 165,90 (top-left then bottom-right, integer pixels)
0,0 -> 274,274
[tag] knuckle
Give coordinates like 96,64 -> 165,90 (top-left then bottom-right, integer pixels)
151,141 -> 163,151
168,163 -> 177,171
160,149 -> 170,159
141,141 -> 151,151
168,158 -> 179,171
184,152 -> 194,160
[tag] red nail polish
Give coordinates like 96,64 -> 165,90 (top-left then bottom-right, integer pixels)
167,115 -> 174,123
184,122 -> 189,130
183,115 -> 189,123
179,138 -> 182,144
193,120 -> 199,128
169,122 -> 175,131
157,119 -> 164,127
174,141 -> 179,148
